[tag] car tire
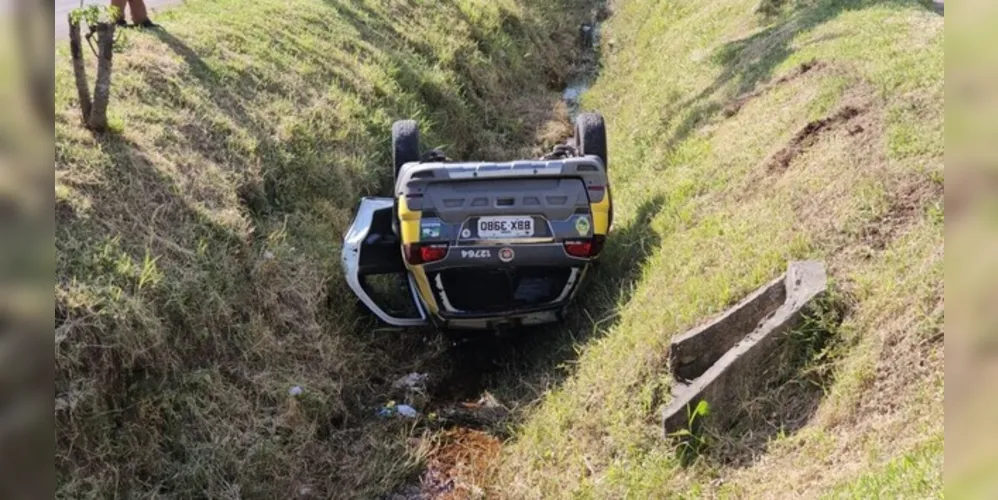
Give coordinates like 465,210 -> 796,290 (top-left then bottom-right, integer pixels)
575,113 -> 613,230
392,120 -> 420,236
575,112 -> 607,170
392,120 -> 420,185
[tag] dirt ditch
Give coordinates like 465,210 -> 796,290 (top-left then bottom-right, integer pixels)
560,2 -> 609,120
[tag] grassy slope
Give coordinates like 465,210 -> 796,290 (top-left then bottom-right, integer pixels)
492,0 -> 943,497
54,0 -> 586,496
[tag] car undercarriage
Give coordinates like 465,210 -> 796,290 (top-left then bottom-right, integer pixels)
342,113 -> 612,331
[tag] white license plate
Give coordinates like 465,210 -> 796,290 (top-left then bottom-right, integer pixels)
478,216 -> 534,239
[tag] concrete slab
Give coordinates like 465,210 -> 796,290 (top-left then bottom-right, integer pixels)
662,261 -> 827,436
669,274 -> 786,382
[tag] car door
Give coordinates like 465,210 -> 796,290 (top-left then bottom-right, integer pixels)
341,197 -> 428,327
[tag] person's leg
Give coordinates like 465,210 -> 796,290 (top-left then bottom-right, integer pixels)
109,0 -> 127,24
126,0 -> 148,23
126,0 -> 159,28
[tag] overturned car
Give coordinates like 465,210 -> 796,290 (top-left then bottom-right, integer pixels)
342,113 -> 613,330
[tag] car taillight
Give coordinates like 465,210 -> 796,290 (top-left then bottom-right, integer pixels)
564,240 -> 591,257
404,243 -> 449,264
564,235 -> 606,258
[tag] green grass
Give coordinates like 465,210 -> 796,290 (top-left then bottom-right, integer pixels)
54,0 -> 588,496
488,0 -> 943,497
55,0 -> 944,496
826,435 -> 943,498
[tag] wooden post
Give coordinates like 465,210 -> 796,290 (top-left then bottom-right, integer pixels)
87,22 -> 116,132
68,15 -> 92,124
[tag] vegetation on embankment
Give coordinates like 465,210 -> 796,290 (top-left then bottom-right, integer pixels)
488,0 -> 944,497
54,0 -> 589,496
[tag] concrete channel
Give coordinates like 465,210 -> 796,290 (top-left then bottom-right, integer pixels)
662,261 -> 828,436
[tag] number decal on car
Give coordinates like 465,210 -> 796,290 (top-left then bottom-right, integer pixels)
461,249 -> 491,259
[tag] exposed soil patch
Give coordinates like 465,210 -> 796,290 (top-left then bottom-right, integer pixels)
377,335 -> 533,499
857,176 -> 942,251
421,428 -> 502,500
722,60 -> 826,118
386,427 -> 502,500
766,104 -> 864,171
855,184 -> 944,422
854,289 -> 943,432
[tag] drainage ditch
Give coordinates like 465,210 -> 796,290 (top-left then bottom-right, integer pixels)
561,2 -> 609,122
382,6 -> 612,498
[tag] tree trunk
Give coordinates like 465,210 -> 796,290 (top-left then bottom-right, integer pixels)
87,22 -> 116,132
68,15 -> 92,124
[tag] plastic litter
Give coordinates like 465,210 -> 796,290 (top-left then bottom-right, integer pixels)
376,400 -> 419,418
396,404 -> 418,418
392,372 -> 428,392
288,385 -> 303,397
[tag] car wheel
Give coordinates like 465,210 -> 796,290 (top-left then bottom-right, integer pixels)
392,120 -> 420,185
576,113 -> 612,229
392,120 -> 420,235
575,112 -> 607,170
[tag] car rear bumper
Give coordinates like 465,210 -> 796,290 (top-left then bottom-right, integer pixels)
420,242 -> 591,271
430,304 -> 565,330
413,264 -> 589,330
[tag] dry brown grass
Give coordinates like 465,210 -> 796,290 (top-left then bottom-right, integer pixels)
532,101 -> 575,155
420,428 -> 503,499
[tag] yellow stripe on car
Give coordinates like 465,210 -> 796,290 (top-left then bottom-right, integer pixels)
590,194 -> 611,235
397,196 -> 422,244
409,266 -> 439,314
397,195 -> 440,314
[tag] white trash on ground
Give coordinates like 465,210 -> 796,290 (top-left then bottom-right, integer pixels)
392,373 -> 428,392
396,404 -> 418,418
377,401 -> 420,419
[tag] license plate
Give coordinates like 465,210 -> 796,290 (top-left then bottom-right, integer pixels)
477,216 -> 534,239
